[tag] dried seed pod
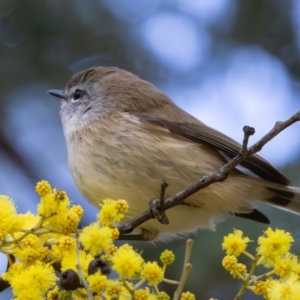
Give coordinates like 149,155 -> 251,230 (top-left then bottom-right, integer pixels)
59,269 -> 82,290
88,258 -> 111,276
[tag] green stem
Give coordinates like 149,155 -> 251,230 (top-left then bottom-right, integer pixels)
133,279 -> 145,290
173,263 -> 193,300
173,239 -> 194,300
243,251 -> 256,261
75,228 -> 93,300
0,217 -> 46,248
250,270 -> 275,283
123,279 -> 134,299
163,278 -> 180,285
234,256 -> 260,300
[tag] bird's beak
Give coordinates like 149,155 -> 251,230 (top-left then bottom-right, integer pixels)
48,89 -> 68,100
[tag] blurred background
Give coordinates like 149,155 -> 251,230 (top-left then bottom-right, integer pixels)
1,0 -> 300,299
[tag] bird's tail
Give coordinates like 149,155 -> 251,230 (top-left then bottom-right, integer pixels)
264,184 -> 300,215
235,179 -> 300,224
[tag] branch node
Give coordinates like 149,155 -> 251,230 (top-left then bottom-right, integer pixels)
159,179 -> 169,205
275,121 -> 283,127
243,125 -> 255,136
241,126 -> 255,156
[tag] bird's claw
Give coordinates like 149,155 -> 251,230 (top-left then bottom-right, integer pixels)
148,198 -> 169,224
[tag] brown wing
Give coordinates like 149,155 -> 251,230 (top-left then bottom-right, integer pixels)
133,112 -> 291,186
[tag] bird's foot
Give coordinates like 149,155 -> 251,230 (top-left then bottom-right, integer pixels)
118,228 -> 158,241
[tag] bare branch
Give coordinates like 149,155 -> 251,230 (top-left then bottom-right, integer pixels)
118,110 -> 300,235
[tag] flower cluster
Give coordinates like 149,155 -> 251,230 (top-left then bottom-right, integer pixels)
222,228 -> 300,299
0,180 -> 195,300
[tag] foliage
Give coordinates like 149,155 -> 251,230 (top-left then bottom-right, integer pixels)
0,181 -> 194,300
222,228 -> 300,299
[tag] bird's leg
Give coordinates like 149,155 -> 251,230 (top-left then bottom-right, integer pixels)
148,179 -> 169,224
118,228 -> 159,241
117,180 -> 169,241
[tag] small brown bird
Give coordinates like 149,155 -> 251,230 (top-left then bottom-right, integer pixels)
49,66 -> 300,241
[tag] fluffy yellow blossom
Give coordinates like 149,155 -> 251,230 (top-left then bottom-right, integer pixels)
0,196 -> 24,236
134,288 -> 151,300
37,182 -> 71,224
111,227 -> 120,240
14,287 -> 44,300
2,262 -> 25,282
21,235 -> 40,248
257,228 -> 294,265
291,256 -> 300,276
6,262 -> 56,299
98,199 -> 118,226
98,199 -> 129,226
142,261 -> 164,286
80,223 -> 113,256
106,244 -> 118,256
20,211 -> 41,228
87,273 -> 107,293
160,250 -> 175,265
112,244 -> 144,278
24,262 -> 57,293
119,244 -> 133,251
115,199 -> 129,215
222,255 -> 238,272
222,255 -> 246,279
252,280 -> 270,298
274,253 -> 295,278
2,215 -> 24,238
61,249 -> 94,277
105,283 -> 122,298
105,280 -> 134,300
58,236 -> 76,251
267,274 -> 300,300
37,193 -> 58,218
15,246 -> 39,265
38,247 -> 53,262
53,188 -> 67,201
222,229 -> 250,257
70,205 -> 84,220
51,244 -> 64,262
60,209 -> 80,234
11,213 -> 43,247
157,291 -> 170,300
232,263 -> 247,279
36,180 -> 51,196
180,291 -> 195,300
47,286 -> 59,300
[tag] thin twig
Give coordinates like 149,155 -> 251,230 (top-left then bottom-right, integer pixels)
173,239 -> 194,300
75,228 -> 93,300
241,126 -> 255,156
159,180 -> 169,206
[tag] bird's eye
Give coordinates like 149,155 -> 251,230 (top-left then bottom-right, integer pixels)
71,89 -> 83,102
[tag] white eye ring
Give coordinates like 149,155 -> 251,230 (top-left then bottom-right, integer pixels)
71,97 -> 80,103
